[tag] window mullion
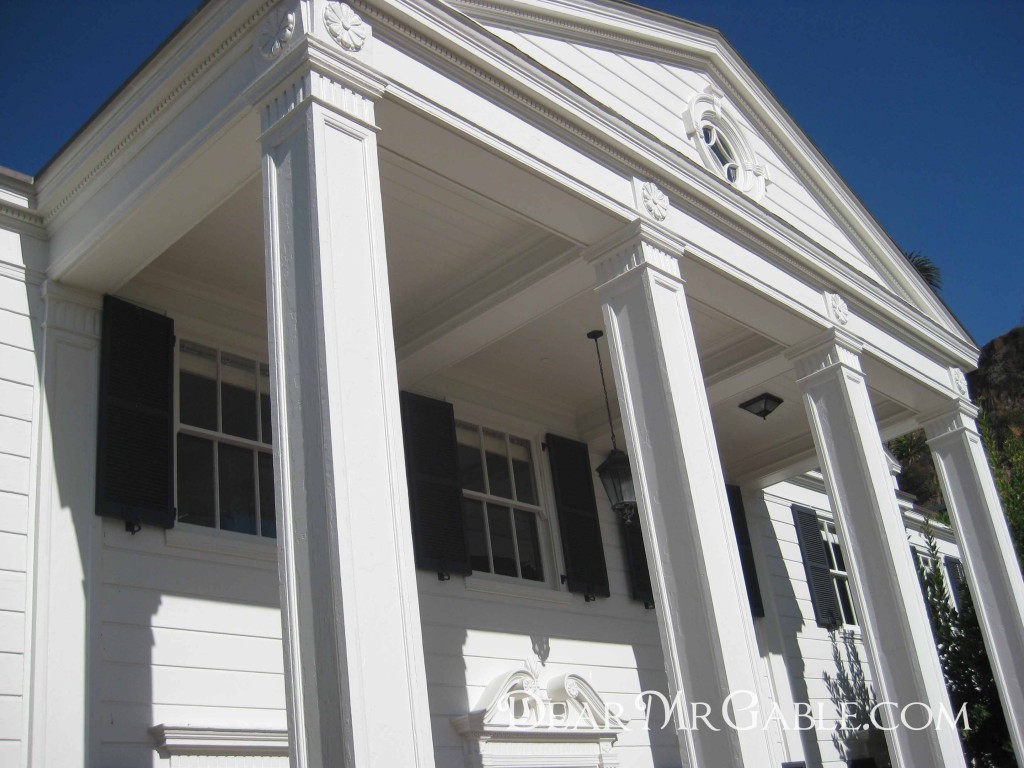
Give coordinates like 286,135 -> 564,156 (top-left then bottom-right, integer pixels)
509,507 -> 522,578
212,439 -> 221,529
252,449 -> 261,537
482,503 -> 494,573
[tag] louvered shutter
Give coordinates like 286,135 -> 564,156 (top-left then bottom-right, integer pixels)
620,515 -> 653,606
791,505 -> 841,628
95,295 -> 175,528
400,392 -> 470,575
546,434 -> 610,598
727,485 -> 764,617
944,555 -> 968,610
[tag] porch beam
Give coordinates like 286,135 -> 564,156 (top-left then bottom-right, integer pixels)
257,46 -> 434,768
586,219 -> 774,766
787,329 -> 967,768
921,398 -> 1024,764
396,237 -> 588,385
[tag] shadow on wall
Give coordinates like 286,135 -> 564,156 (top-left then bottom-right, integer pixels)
747,497 -> 825,768
823,630 -> 890,768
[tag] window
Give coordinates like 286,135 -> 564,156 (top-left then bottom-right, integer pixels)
683,85 -> 770,200
176,340 -> 276,538
455,420 -> 544,581
820,520 -> 857,626
702,124 -> 739,183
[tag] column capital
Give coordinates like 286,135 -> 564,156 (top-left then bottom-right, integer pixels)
41,281 -> 102,338
582,218 -> 687,288
784,327 -> 864,381
918,398 -> 981,441
251,37 -> 388,136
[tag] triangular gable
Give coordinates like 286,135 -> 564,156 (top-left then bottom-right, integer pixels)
451,0 -> 968,343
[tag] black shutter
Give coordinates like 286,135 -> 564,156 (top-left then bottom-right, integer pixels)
546,434 -> 609,598
944,555 -> 968,610
621,515 -> 654,606
95,295 -> 175,529
791,505 -> 840,628
727,485 -> 764,618
400,392 -> 470,575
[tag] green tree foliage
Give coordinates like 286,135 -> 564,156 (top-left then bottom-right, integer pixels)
887,429 -> 943,512
915,530 -> 1015,766
903,250 -> 943,291
981,412 -> 1024,577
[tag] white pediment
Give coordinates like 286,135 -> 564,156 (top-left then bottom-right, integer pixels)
453,0 -> 968,344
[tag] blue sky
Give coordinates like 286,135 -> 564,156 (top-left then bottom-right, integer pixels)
1,1 -> 1020,346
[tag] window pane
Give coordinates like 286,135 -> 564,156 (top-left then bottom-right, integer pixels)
456,423 -> 485,493
487,504 -> 517,577
462,498 -> 489,573
514,510 -> 543,582
837,578 -> 857,625
483,429 -> 512,499
177,434 -> 215,528
260,364 -> 273,445
219,443 -> 256,535
179,342 -> 217,430
832,541 -> 846,572
258,451 -> 276,539
509,436 -> 536,504
221,353 -> 258,441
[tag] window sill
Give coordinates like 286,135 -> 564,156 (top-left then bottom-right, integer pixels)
463,574 -> 573,604
165,524 -> 278,562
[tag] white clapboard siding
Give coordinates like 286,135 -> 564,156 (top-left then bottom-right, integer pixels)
95,518 -> 287,767
0,267 -> 40,768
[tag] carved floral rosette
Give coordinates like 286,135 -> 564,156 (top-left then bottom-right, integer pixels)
324,1 -> 368,51
641,182 -> 669,221
257,7 -> 296,60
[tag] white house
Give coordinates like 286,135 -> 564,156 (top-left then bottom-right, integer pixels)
0,1 -> 1022,767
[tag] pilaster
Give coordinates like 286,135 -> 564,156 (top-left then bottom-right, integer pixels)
920,397 -> 1024,762
29,282 -> 103,768
787,329 -> 966,768
256,31 -> 434,768
587,220 -> 774,767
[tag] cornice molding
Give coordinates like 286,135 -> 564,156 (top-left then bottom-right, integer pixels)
0,202 -> 46,238
40,0 -> 278,226
786,327 -> 865,381
41,281 -> 102,338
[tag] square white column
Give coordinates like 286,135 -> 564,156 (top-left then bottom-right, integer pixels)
29,283 -> 103,768
921,398 -> 1024,763
787,329 -> 966,768
586,221 -> 773,767
257,51 -> 435,768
